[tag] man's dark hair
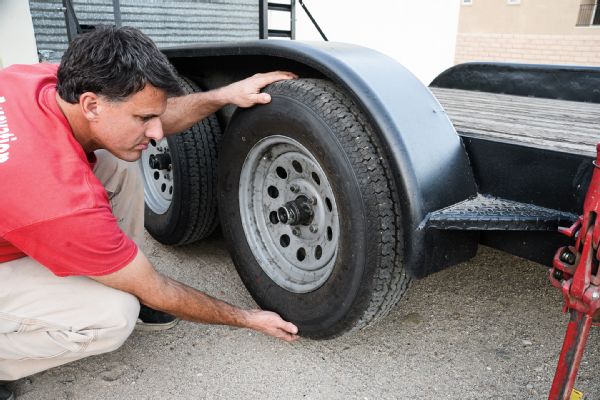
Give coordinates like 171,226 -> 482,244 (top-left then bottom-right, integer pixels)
57,26 -> 183,103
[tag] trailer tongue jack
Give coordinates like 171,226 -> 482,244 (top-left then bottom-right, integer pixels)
548,143 -> 600,400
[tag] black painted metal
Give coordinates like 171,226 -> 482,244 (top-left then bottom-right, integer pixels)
62,0 -> 123,40
163,41 -> 479,278
112,0 -> 122,27
259,0 -> 269,39
268,3 -> 292,12
458,136 -> 594,266
260,0 -> 296,40
267,29 -> 293,38
62,0 -> 80,41
430,62 -> 600,103
298,0 -> 328,41
461,137 -> 593,214
423,194 -> 578,231
291,0 -> 296,40
483,230 -> 572,267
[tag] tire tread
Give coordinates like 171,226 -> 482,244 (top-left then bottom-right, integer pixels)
175,77 -> 222,244
265,79 -> 411,332
144,76 -> 221,245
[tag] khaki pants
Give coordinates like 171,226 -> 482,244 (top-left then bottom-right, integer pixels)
0,150 -> 145,381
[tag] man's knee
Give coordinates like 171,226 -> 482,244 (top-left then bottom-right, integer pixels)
96,290 -> 140,353
93,149 -> 143,198
93,149 -> 145,243
116,157 -> 143,196
0,288 -> 139,381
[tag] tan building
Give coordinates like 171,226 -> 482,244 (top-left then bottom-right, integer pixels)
455,0 -> 600,66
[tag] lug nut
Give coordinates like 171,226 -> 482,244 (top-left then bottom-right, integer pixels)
292,228 -> 301,236
290,184 -> 299,193
560,249 -> 576,265
552,269 -> 564,281
308,197 -> 317,205
148,153 -> 172,170
309,225 -> 318,233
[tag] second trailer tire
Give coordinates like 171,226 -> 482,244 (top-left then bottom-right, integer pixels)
218,79 -> 410,338
140,76 -> 222,245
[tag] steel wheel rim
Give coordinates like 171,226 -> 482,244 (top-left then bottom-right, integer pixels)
140,138 -> 173,214
239,135 -> 340,293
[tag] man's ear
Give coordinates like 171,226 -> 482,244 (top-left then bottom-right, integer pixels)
79,92 -> 100,121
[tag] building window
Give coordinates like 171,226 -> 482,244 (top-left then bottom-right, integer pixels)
577,1 -> 600,26
461,0 -> 473,5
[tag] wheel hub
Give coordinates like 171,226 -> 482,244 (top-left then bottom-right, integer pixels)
277,195 -> 314,226
239,135 -> 340,293
148,153 -> 172,170
139,138 -> 173,214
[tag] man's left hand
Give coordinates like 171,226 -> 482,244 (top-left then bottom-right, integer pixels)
245,309 -> 300,342
221,71 -> 298,108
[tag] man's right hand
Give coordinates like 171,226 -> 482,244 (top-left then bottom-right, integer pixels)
160,71 -> 297,136
217,71 -> 298,108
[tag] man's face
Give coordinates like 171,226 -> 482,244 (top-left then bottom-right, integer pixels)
91,84 -> 167,161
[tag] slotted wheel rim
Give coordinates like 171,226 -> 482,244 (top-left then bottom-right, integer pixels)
239,135 -> 340,293
140,138 -> 173,214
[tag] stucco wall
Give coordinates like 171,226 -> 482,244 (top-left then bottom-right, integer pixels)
459,0 -> 598,35
456,0 -> 600,66
455,32 -> 600,65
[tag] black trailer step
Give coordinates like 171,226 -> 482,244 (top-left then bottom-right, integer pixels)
422,194 -> 578,231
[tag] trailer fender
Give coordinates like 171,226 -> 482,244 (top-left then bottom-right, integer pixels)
431,62 -> 600,103
163,41 -> 478,278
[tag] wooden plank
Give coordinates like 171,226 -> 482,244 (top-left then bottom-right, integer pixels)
430,87 -> 599,157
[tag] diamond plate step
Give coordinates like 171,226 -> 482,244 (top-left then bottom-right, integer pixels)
422,194 -> 578,231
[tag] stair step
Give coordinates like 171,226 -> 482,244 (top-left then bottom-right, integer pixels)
422,194 -> 578,231
268,3 -> 292,12
268,29 -> 293,38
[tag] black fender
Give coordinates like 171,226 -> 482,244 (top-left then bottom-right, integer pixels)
163,41 -> 478,278
431,62 -> 600,103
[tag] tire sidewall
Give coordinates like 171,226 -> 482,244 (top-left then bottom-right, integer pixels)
219,95 -> 376,338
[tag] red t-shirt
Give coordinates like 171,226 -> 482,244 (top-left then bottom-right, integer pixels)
0,63 -> 137,276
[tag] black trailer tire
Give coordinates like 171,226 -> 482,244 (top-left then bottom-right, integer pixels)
218,79 -> 410,338
140,77 -> 222,245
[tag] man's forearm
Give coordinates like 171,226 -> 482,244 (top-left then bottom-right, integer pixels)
161,89 -> 228,136
160,71 -> 298,136
92,247 -> 298,341
144,273 -> 252,328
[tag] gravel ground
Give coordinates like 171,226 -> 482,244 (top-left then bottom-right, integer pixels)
9,232 -> 600,400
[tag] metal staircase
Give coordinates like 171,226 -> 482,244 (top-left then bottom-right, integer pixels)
259,0 -> 328,40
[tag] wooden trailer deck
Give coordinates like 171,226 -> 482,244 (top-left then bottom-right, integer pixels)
431,87 -> 599,157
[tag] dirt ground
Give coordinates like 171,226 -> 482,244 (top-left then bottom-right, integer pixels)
8,232 -> 600,400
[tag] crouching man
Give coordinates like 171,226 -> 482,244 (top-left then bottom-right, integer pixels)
0,26 -> 298,399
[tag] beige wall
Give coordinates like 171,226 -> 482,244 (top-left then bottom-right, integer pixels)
458,0 -> 599,35
0,0 -> 38,68
455,32 -> 600,65
456,0 -> 600,66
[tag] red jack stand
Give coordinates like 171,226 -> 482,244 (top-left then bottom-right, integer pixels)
548,143 -> 600,400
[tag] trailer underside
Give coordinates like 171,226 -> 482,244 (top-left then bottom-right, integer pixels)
428,86 -> 598,267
